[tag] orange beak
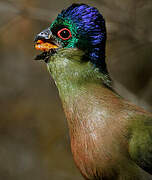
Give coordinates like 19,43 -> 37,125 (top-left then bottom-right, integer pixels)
35,40 -> 58,52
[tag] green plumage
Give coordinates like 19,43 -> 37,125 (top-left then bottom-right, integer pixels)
129,115 -> 152,174
47,48 -> 111,97
51,18 -> 79,48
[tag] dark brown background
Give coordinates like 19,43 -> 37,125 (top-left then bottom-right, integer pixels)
0,0 -> 152,179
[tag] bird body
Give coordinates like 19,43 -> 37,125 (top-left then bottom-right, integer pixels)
35,4 -> 152,180
47,49 -> 152,180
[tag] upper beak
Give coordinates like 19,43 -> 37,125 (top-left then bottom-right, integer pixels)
34,28 -> 52,42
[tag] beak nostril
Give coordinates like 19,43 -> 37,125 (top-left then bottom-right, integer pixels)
35,28 -> 52,41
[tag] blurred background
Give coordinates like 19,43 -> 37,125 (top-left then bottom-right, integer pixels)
0,0 -> 152,179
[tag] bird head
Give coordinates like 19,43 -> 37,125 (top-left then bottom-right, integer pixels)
34,4 -> 109,86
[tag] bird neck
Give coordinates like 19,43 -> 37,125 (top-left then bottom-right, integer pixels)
47,50 -> 114,130
48,62 -> 112,102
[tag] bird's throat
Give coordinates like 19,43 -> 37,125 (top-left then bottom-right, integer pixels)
48,62 -> 111,102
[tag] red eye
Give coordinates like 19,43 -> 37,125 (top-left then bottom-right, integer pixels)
57,28 -> 72,40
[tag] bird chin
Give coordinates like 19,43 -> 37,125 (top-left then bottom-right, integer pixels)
34,49 -> 58,63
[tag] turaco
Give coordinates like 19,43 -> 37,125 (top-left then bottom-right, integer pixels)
34,4 -> 152,180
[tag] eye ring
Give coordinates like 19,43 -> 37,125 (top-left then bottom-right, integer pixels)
57,28 -> 72,40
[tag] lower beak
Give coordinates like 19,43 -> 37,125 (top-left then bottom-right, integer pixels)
34,28 -> 59,51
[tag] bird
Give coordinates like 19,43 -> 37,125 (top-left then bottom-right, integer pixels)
34,3 -> 152,180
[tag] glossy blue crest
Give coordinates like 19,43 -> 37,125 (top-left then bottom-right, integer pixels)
59,4 -> 107,73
